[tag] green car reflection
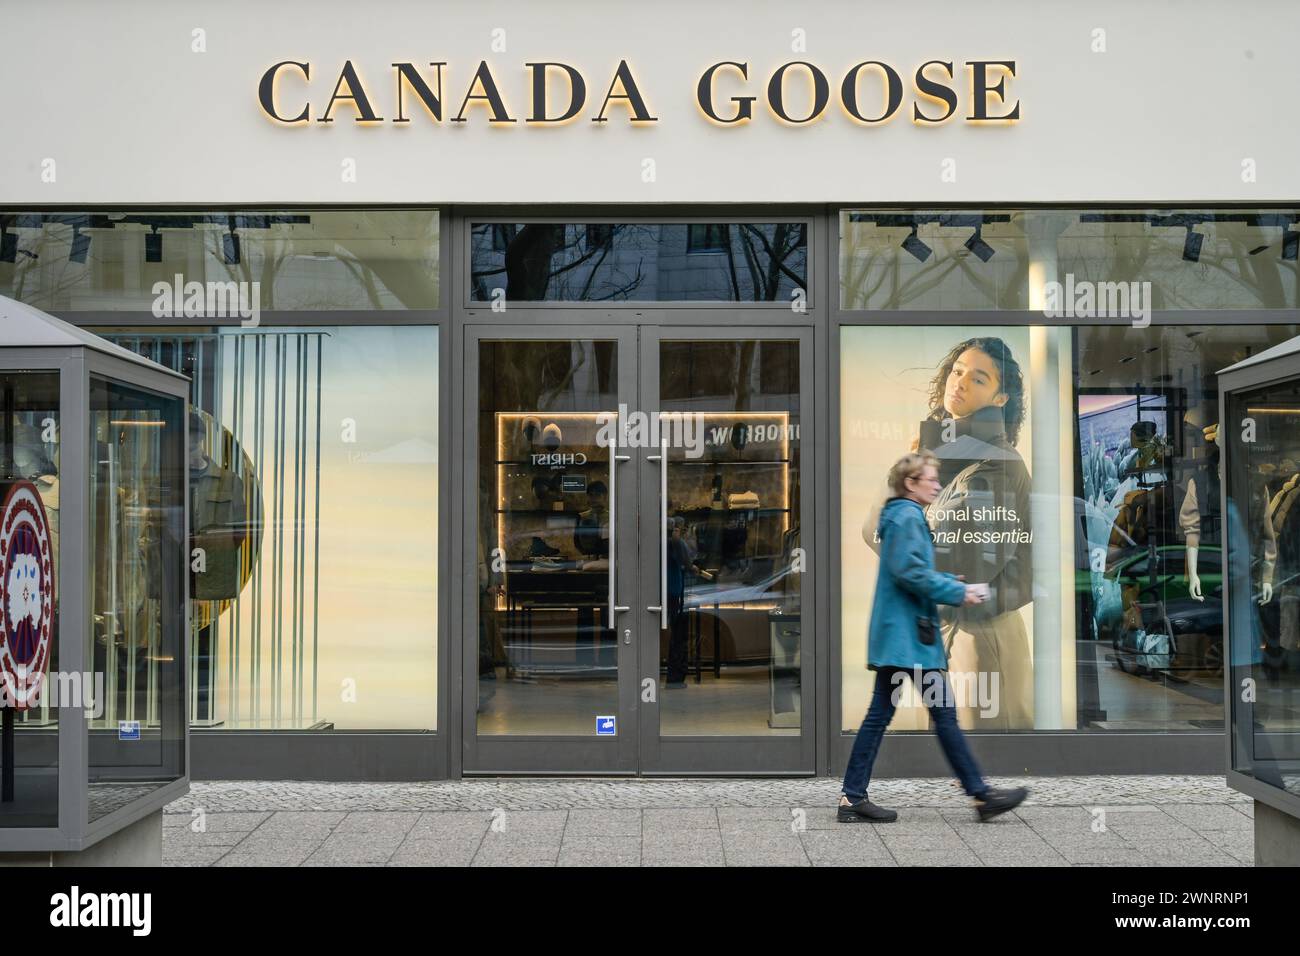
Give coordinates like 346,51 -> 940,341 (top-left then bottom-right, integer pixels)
1084,545 -> 1224,677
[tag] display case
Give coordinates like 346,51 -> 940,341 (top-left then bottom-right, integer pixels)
493,411 -> 613,677
0,296 -> 188,855
1220,336 -> 1300,828
490,407 -> 800,686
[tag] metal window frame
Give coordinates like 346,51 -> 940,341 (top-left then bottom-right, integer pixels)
829,202 -> 1300,323
5,202 -> 449,327
825,202 -> 1300,780
635,323 -> 818,775
24,202 -> 1299,783
459,207 -> 817,311
1220,351 -> 1300,820
445,206 -> 827,780
457,323 -> 640,775
0,345 -> 190,852
46,208 -> 452,783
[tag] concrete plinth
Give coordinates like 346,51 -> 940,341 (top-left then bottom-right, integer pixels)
1255,799 -> 1300,866
0,810 -> 162,867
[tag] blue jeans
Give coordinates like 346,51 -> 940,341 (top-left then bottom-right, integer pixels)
841,666 -> 988,801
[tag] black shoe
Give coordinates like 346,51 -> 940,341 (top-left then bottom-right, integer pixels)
974,786 -> 1028,821
837,798 -> 898,823
528,536 -> 561,557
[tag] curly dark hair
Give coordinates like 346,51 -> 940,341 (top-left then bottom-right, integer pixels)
925,336 -> 1026,446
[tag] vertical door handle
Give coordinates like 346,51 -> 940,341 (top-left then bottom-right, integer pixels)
646,440 -> 667,630
608,440 -> 631,629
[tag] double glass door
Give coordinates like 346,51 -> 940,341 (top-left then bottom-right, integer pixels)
464,325 -> 813,773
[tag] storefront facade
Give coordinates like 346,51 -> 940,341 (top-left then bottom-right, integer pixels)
2,1 -> 1298,779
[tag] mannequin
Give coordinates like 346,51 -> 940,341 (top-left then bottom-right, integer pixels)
1182,419 -> 1216,602
1266,468 -> 1300,660
1108,420 -> 1170,558
1185,420 -> 1275,605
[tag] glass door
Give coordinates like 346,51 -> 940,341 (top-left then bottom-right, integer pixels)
637,328 -> 815,773
463,327 -> 639,772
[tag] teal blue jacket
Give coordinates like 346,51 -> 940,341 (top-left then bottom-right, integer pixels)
867,497 -> 968,672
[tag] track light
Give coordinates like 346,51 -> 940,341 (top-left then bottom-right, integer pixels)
69,228 -> 90,264
223,230 -> 241,264
901,225 -> 932,262
145,229 -> 162,263
0,231 -> 15,264
1181,228 -> 1203,263
964,226 -> 995,262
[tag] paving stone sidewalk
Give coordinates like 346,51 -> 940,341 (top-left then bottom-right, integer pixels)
162,775 -> 1255,867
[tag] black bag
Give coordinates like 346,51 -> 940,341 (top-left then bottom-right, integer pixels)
917,616 -> 938,646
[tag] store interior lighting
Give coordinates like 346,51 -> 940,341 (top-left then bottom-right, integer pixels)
901,225 -> 933,262
223,229 -> 241,264
0,212 -> 312,267
848,212 -> 1010,264
1081,211 -> 1300,265
964,225 -> 995,262
68,227 -> 90,264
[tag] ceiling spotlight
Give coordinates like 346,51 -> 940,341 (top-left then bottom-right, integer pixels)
901,225 -> 933,262
223,230 -> 241,264
964,226 -> 995,262
145,229 -> 162,263
1284,229 -> 1299,261
1181,228 -> 1203,263
69,228 -> 90,264
0,231 -> 16,264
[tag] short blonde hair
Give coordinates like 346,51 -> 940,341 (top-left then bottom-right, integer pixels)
887,451 -> 939,497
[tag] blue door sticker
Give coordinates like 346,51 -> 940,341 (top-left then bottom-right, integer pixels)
118,720 -> 141,741
596,715 -> 616,736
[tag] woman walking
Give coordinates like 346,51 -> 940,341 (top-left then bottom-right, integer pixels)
839,451 -> 1028,823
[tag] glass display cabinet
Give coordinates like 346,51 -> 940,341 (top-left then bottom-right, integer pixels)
1221,335 -> 1300,861
0,296 -> 188,857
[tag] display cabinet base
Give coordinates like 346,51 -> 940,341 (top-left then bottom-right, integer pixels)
0,809 -> 162,867
1255,799 -> 1300,867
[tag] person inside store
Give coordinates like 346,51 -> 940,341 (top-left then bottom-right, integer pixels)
917,336 -> 1034,730
839,451 -> 1029,823
573,480 -> 610,662
574,480 -> 609,566
665,516 -> 692,687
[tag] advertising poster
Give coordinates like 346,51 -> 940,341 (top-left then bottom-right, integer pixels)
841,326 -> 1075,731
